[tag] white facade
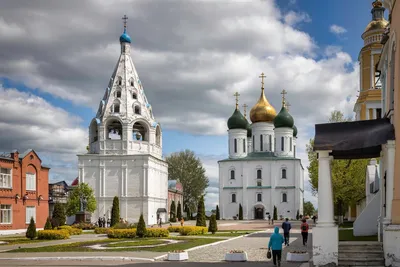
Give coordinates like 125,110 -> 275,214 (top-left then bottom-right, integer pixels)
219,120 -> 303,220
77,27 -> 168,226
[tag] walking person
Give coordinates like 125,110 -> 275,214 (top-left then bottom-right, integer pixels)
300,218 -> 309,246
268,226 -> 284,266
281,218 -> 291,246
268,214 -> 271,225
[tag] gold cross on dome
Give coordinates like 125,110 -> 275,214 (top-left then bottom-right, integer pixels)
259,73 -> 266,89
122,15 -> 128,29
242,104 -> 248,118
281,89 -> 287,106
233,92 -> 240,110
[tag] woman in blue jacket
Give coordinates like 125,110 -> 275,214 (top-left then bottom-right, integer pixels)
268,226 -> 284,266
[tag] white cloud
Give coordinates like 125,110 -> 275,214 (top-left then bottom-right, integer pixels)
284,11 -> 311,26
330,24 -> 348,35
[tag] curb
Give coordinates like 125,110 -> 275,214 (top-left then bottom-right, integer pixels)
0,256 -> 155,262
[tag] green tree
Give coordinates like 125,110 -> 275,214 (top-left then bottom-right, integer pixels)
44,217 -> 52,230
273,206 -> 277,220
166,150 -> 209,212
26,217 -> 37,240
216,205 -> 220,220
52,202 -> 66,227
208,214 -> 218,234
239,204 -> 243,220
177,201 -> 182,221
66,183 -> 96,216
196,195 -> 206,227
306,110 -> 370,223
111,196 -> 120,227
136,214 -> 147,238
170,200 -> 176,222
296,210 -> 300,220
303,201 -> 315,216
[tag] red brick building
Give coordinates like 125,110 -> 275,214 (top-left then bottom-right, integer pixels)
168,180 -> 183,216
0,150 -> 49,230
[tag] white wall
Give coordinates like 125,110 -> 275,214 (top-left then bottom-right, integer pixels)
252,122 -> 274,152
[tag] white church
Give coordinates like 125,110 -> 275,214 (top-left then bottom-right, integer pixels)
218,75 -> 304,220
77,19 -> 168,225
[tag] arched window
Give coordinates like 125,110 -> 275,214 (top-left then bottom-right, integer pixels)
132,93 -> 137,99
257,169 -> 262,179
281,136 -> 284,151
113,102 -> 120,113
116,91 -> 121,98
257,193 -> 262,202
290,137 -> 292,151
130,79 -> 134,87
89,120 -> 98,143
269,135 -> 272,151
134,105 -> 141,115
230,170 -> 235,180
260,135 -> 263,151
156,125 -> 161,146
132,121 -> 148,141
117,77 -> 122,86
231,194 -> 236,203
243,139 -> 246,153
282,193 -> 287,203
234,139 -> 237,153
106,119 -> 123,140
281,168 -> 287,179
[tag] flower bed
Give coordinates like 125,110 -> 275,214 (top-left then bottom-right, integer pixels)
37,230 -> 70,240
167,250 -> 188,261
107,228 -> 169,238
58,226 -> 82,235
71,223 -> 96,230
225,250 -> 248,262
94,227 -> 109,234
167,226 -> 182,232
179,226 -> 207,236
286,251 -> 310,262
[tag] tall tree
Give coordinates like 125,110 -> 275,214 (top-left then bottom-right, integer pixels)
170,200 -> 176,222
303,201 -> 316,216
136,214 -> 147,238
216,205 -> 220,220
165,150 -> 209,211
26,217 -> 37,240
208,214 -> 218,234
177,201 -> 182,221
111,196 -> 120,227
238,204 -> 243,220
307,110 -> 370,223
52,202 -> 66,227
66,183 -> 96,216
196,195 -> 206,227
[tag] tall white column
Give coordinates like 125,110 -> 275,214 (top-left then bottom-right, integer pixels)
384,140 -> 395,225
313,150 -> 338,267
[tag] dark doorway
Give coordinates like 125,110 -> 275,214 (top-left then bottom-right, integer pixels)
254,207 -> 264,219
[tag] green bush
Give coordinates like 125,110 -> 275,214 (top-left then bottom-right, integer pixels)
107,229 -> 136,238
145,228 -> 169,237
216,205 -> 220,220
111,196 -> 120,227
179,226 -> 207,236
196,196 -> 206,227
44,217 -> 52,230
38,230 -> 70,240
58,225 -> 82,235
177,201 -> 182,221
239,204 -> 243,220
26,217 -> 37,240
112,222 -> 130,229
71,222 -> 96,230
136,214 -> 146,238
94,227 -> 109,234
208,214 -> 218,234
167,226 -> 182,232
52,202 -> 66,227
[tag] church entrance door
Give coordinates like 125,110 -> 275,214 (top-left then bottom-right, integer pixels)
254,207 -> 264,220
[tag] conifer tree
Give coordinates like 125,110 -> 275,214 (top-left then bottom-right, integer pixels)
273,205 -> 278,220
239,204 -> 243,220
136,214 -> 147,238
52,202 -> 66,227
177,201 -> 182,221
170,200 -> 176,222
111,196 -> 120,227
216,205 -> 220,220
196,195 -> 206,227
44,217 -> 52,230
208,214 -> 218,234
296,210 -> 300,220
26,217 -> 37,240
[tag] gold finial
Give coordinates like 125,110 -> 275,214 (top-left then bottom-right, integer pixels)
286,102 -> 291,112
281,89 -> 287,107
233,92 -> 240,110
242,104 -> 248,118
372,0 -> 382,8
122,15 -> 128,30
259,73 -> 266,90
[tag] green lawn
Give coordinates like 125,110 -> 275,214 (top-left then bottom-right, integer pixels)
339,229 -> 378,241
338,221 -> 354,228
7,237 -> 222,253
105,239 -> 166,247
0,237 -> 49,245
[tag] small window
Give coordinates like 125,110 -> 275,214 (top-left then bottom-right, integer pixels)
130,80 -> 134,87
116,91 -> 121,98
282,169 -> 287,179
132,93 -> 137,99
231,194 -> 236,203
230,170 -> 235,180
114,104 -> 120,113
134,106 -> 140,115
269,135 -> 272,151
234,139 -> 237,153
0,168 -> 12,188
0,204 -> 12,224
260,135 -> 263,151
252,135 -> 255,151
257,193 -> 262,202
257,179 -> 262,186
26,206 -> 36,223
282,193 -> 287,203
257,169 -> 262,179
243,139 -> 246,153
281,136 -> 284,151
290,137 -> 292,152
118,78 -> 122,86
26,173 -> 36,191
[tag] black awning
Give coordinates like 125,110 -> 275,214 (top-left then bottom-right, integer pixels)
157,208 -> 167,213
314,118 -> 395,159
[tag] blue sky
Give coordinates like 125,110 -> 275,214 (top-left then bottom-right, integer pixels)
0,0 -> 380,210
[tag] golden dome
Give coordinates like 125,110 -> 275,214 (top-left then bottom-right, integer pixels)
249,74 -> 277,123
364,19 -> 388,32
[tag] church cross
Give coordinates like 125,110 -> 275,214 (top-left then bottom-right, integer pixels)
286,102 -> 291,111
122,15 -> 128,29
234,92 -> 240,110
281,89 -> 287,106
242,104 -> 248,118
259,73 -> 266,88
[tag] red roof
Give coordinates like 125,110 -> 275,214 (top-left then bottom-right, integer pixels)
71,177 -> 79,186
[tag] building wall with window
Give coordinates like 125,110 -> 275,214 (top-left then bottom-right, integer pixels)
0,150 -> 49,230
218,158 -> 304,220
167,180 -> 183,219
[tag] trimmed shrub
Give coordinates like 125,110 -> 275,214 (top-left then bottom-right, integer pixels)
179,226 -> 208,236
273,206 -> 278,220
144,228 -> 169,237
216,205 -> 220,220
208,214 -> 218,234
167,226 -> 182,232
52,202 -> 66,227
111,196 -> 120,227
170,200 -> 176,222
94,227 -> 109,234
44,217 -> 52,230
26,217 -> 37,240
58,225 -> 82,235
112,222 -> 130,229
177,201 -> 182,221
196,196 -> 206,227
136,214 -> 146,238
38,230 -> 70,240
239,204 -> 243,220
71,222 -> 96,230
107,229 -> 136,238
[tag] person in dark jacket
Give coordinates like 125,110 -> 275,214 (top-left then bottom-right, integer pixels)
268,226 -> 284,266
281,218 -> 291,246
